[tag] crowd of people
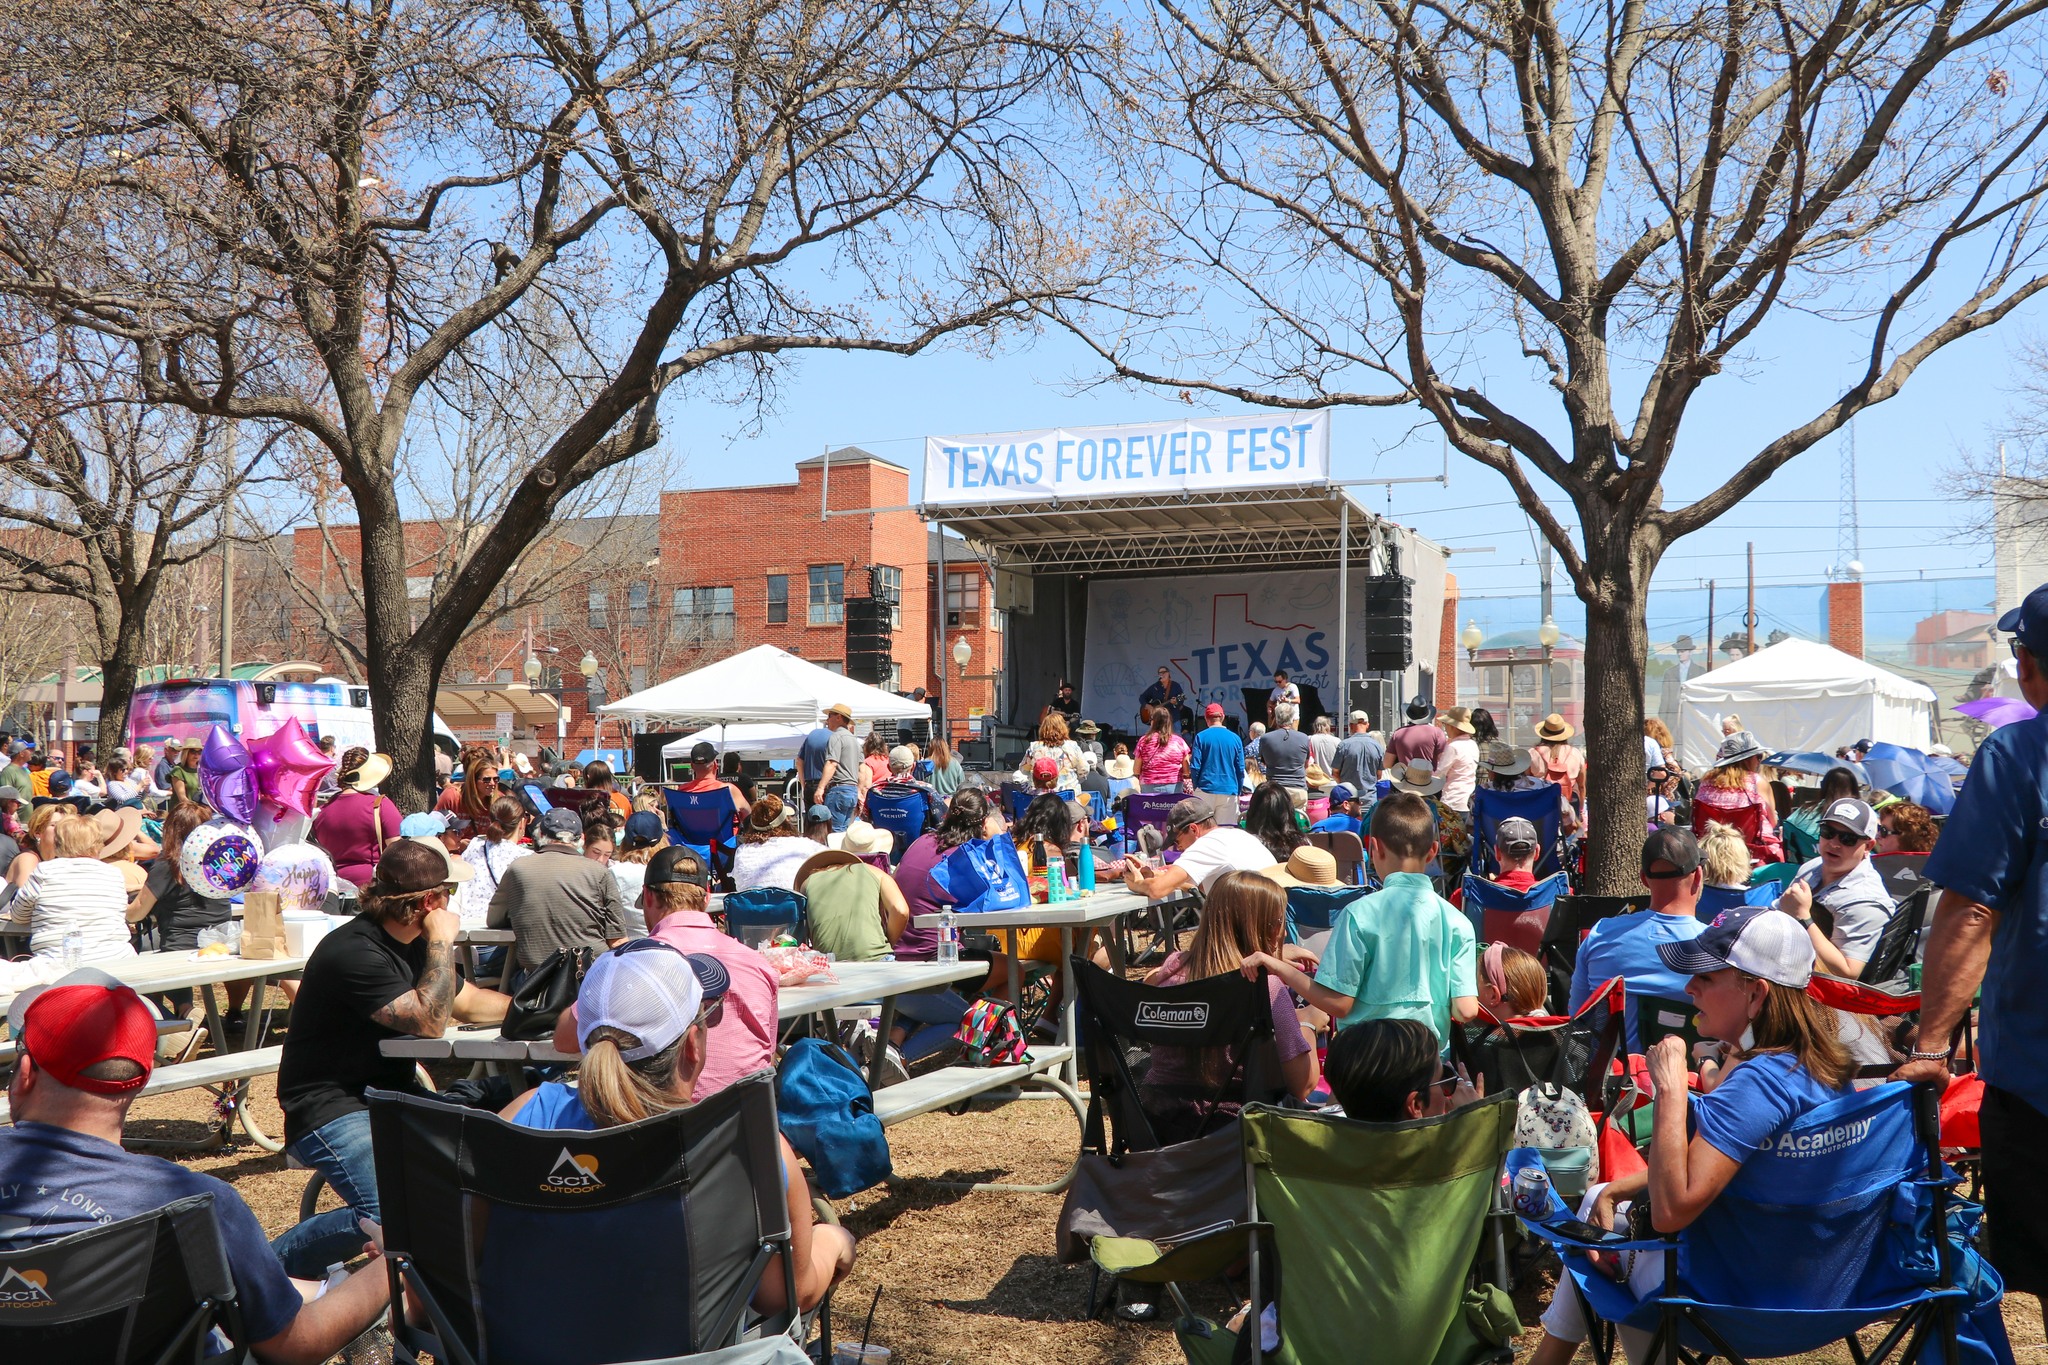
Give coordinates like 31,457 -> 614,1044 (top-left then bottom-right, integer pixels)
6,588 -> 2045,1364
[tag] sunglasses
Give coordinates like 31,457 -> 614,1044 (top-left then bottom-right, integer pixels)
1818,826 -> 1867,845
1877,824 -> 1897,837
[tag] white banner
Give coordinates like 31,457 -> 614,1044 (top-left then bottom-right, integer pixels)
923,411 -> 1331,508
1082,569 -> 1374,728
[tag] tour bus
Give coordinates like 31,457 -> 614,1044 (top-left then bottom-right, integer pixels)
126,677 -> 461,762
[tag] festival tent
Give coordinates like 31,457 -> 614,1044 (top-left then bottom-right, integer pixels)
1676,637 -> 1936,769
661,722 -> 816,764
600,644 -> 931,727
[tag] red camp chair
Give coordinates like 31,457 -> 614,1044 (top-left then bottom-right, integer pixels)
1692,800 -> 1783,864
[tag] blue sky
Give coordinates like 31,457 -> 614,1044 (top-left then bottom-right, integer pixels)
655,287 -> 2022,648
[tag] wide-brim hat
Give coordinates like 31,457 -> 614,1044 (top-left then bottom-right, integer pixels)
1484,742 -> 1531,776
340,752 -> 394,792
94,805 -> 143,859
836,820 -> 890,857
1104,756 -> 1136,781
794,847 -> 866,888
1534,714 -> 1574,742
1263,846 -> 1340,888
1075,720 -> 1100,736
1712,732 -> 1767,768
822,702 -> 855,722
1442,707 -> 1476,736
1392,759 -> 1443,795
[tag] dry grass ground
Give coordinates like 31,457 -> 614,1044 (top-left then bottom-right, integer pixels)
127,1067 -> 2048,1365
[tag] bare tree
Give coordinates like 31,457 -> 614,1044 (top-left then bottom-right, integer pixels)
0,337 -> 266,745
2,0 -> 1106,806
1062,0 -> 2048,891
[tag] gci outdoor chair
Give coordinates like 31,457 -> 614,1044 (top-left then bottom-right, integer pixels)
0,1193 -> 250,1365
1057,958 -> 1289,1320
1513,1083 -> 2014,1365
862,786 -> 929,864
1460,870 -> 1570,955
1469,783 -> 1567,878
665,786 -> 741,882
1160,1094 -> 1523,1365
368,1072 -> 820,1365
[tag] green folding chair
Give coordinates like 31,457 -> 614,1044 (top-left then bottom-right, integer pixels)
1158,1093 -> 1522,1365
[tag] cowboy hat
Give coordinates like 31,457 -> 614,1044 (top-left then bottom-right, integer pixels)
1441,706 -> 1476,736
1103,755 -> 1136,781
339,752 -> 394,792
1534,714 -> 1574,743
1483,741 -> 1531,776
93,806 -> 143,859
1074,719 -> 1100,736
793,847 -> 867,888
1712,731 -> 1768,767
1262,845 -> 1340,889
822,702 -> 855,722
834,820 -> 891,857
1392,758 -> 1443,795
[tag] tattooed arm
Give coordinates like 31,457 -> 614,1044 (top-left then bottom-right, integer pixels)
369,909 -> 464,1038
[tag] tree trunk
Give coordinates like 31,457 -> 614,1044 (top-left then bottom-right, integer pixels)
96,614 -> 147,759
374,642 -> 443,813
1577,541 -> 1654,896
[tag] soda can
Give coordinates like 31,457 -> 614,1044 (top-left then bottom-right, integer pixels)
1512,1166 -> 1552,1219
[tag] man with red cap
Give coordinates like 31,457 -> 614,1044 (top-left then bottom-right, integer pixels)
0,969 -> 389,1362
1188,701 -> 1247,827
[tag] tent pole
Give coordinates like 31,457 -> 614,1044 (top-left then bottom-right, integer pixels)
1337,498 -> 1350,724
936,522 -> 950,748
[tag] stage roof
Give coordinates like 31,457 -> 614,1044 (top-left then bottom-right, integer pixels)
923,487 -> 1429,576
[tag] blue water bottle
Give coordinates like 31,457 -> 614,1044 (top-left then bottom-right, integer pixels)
1078,839 -> 1096,895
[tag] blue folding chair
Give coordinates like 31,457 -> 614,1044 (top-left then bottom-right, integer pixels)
1697,880 -> 1780,918
1002,785 -> 1033,825
664,786 -> 740,880
1515,1081 -> 2013,1365
1468,783 -> 1565,878
1460,870 -> 1569,955
1283,884 -> 1371,948
864,787 -> 930,864
720,887 -> 806,948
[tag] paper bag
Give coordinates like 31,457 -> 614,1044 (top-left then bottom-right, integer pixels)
241,891 -> 288,960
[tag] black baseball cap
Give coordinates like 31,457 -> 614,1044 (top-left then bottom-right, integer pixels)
689,741 -> 717,763
646,845 -> 710,888
1640,827 -> 1701,878
2000,582 -> 2048,657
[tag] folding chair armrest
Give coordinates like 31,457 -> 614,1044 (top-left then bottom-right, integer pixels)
1516,1214 -> 1671,1256
1090,1222 -> 1274,1286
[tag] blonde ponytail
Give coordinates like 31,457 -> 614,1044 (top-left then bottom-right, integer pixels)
577,1028 -> 691,1127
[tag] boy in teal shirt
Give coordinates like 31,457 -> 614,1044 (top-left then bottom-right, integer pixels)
1247,792 -> 1478,1048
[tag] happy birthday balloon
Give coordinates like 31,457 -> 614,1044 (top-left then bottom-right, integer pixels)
251,842 -> 334,916
199,724 -> 258,826
179,817 -> 263,898
249,718 -> 332,819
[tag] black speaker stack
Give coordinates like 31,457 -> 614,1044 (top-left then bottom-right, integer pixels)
1362,574 -> 1413,671
844,566 -> 897,685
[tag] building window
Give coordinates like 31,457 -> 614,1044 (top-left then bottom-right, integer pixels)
406,574 -> 434,601
817,659 -> 845,674
945,570 -> 980,628
587,583 -> 608,630
766,574 -> 788,625
873,566 -> 903,629
672,586 -> 735,643
627,580 -> 649,627
808,564 -> 844,625
495,669 -> 513,684
631,665 -> 648,692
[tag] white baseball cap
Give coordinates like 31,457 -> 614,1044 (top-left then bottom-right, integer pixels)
1658,904 -> 1815,989
576,940 -> 730,1061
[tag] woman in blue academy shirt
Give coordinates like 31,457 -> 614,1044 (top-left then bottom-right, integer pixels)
499,940 -> 854,1316
1530,905 -> 1853,1365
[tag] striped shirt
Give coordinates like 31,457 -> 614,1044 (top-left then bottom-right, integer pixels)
10,857 -> 136,962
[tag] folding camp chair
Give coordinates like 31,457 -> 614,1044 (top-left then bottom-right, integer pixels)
1307,829 -> 1367,884
1858,881 -> 1938,990
1123,791 -> 1184,843
370,1073 -> 816,1365
1468,783 -> 1565,878
1538,895 -> 1649,1016
721,888 -> 806,949
862,787 -> 929,864
1460,871 -> 1569,954
1057,959 -> 1288,1318
1692,800 -> 1780,864
1635,994 -> 1704,1055
1001,785 -> 1032,824
1162,1094 -> 1523,1365
1748,860 -> 1800,890
1810,973 -> 1922,1080
1453,976 -> 1627,1118
1696,881 -> 1779,918
1283,883 -> 1372,953
665,786 -> 741,881
0,1193 -> 250,1364
1515,1082 -> 2012,1365
1870,852 -> 1937,904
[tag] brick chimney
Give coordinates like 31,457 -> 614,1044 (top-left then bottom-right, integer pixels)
1437,573 -> 1459,709
1825,580 -> 1865,659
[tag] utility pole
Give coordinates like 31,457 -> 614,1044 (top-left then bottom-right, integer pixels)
1745,544 -> 1757,656
218,423 -> 235,678
1539,543 -> 1554,715
1705,580 -> 1716,672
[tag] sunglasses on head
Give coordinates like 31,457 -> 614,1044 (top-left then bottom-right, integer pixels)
1819,825 -> 1866,845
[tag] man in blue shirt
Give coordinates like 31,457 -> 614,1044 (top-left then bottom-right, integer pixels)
1188,702 -> 1246,827
1310,784 -> 1364,836
1569,827 -> 1708,1052
1904,581 -> 2048,1314
1,969 -> 389,1363
1332,710 -> 1385,795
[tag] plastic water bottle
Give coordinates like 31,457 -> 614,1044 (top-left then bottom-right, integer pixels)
62,931 -> 83,970
936,908 -> 960,964
1047,861 -> 1068,903
1077,840 -> 1097,896
318,1262 -> 349,1299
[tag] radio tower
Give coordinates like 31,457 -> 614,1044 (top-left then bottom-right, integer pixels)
1835,420 -> 1863,580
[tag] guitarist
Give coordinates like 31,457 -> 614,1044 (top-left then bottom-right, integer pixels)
1138,665 -> 1191,732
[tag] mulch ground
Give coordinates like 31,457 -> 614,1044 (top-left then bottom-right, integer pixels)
128,1058 -> 2048,1365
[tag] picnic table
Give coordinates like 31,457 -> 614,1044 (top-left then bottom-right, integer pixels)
0,950 -> 305,1150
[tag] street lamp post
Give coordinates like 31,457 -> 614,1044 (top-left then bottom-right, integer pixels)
579,651 -> 600,755
1538,615 -> 1561,719
952,635 -> 1002,744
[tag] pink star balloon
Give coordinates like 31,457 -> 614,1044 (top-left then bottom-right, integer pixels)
250,718 -> 333,819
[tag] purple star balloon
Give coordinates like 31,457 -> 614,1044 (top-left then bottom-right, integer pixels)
199,724 -> 258,826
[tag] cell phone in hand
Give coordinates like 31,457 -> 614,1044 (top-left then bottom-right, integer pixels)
1550,1215 -> 1629,1244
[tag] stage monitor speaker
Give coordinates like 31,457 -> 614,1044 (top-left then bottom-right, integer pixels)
1348,678 -> 1397,734
1362,573 -> 1413,670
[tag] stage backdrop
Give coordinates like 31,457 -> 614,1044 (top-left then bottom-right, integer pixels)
1083,570 -> 1387,729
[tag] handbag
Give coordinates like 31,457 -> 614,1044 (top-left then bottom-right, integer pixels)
927,834 -> 1033,915
954,997 -> 1028,1067
776,1038 -> 891,1197
501,945 -> 595,1040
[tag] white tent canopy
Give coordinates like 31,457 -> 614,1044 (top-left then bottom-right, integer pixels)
661,722 -> 816,763
601,645 -> 931,727
1676,637 -> 1937,768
